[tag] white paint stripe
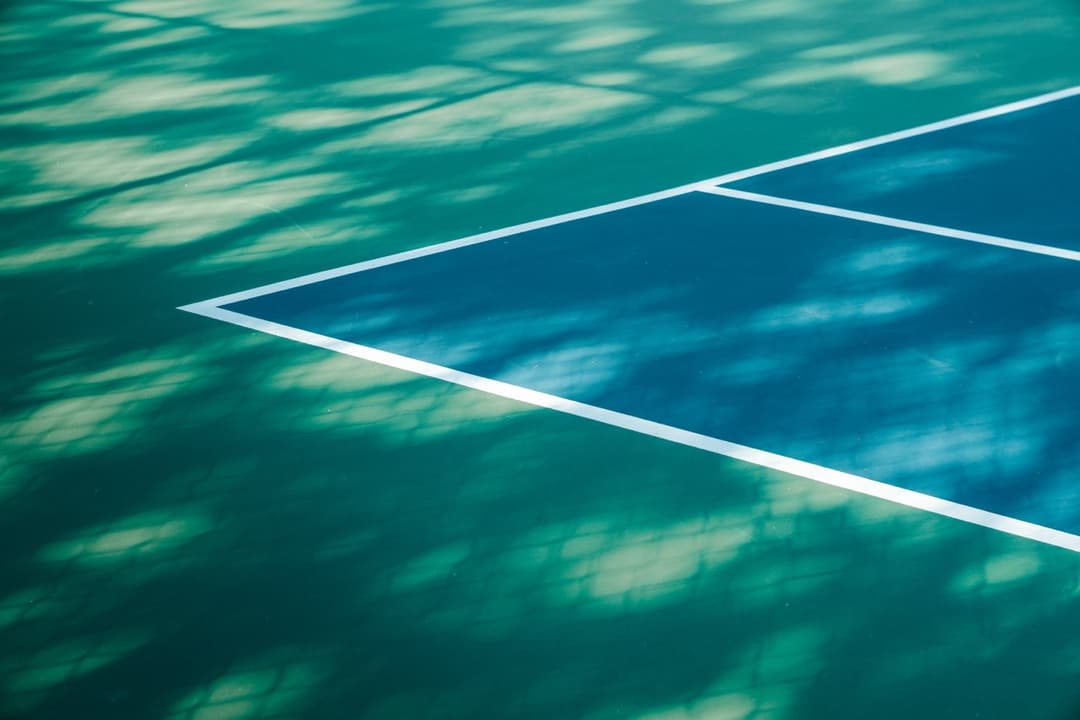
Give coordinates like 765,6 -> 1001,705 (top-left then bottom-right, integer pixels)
701,186 -> 1080,262
181,303 -> 1080,554
180,85 -> 1080,552
182,84 -> 1080,311
179,183 -> 714,310
704,84 -> 1080,186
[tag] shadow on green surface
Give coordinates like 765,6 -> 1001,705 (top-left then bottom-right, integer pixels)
2,0 -> 1080,718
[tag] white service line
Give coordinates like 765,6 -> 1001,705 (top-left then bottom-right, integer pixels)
704,84 -> 1080,186
182,83 -> 1080,311
180,84 -> 1080,553
179,183 -> 711,310
183,303 -> 1080,554
701,186 -> 1080,262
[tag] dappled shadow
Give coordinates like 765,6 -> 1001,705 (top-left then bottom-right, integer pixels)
229,191 -> 1080,534
3,0 -> 1080,718
728,91 -> 1080,249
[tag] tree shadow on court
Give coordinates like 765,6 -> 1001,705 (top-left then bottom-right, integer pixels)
2,0 -> 1080,718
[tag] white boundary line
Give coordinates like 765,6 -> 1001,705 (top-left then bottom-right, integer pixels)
179,184 -> 710,310
181,84 -> 1080,309
183,304 -> 1080,554
701,186 -> 1080,262
180,84 -> 1080,553
703,84 -> 1080,186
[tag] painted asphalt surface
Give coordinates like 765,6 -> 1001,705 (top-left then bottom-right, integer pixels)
214,92 -> 1080,544
6,2 -> 1080,718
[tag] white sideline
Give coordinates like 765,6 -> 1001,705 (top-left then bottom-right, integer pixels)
701,186 -> 1080,262
180,85 -> 1080,553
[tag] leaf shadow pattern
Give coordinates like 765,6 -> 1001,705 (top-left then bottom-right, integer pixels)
2,0 -> 1080,718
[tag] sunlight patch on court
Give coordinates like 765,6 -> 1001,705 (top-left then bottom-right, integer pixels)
112,0 -> 373,29
332,65 -> 507,99
102,27 -> 214,55
0,134 -> 250,210
639,43 -> 744,69
432,3 -> 622,27
3,351 -> 207,459
800,33 -> 922,61
630,694 -> 756,720
576,71 -> 645,87
35,508 -> 212,568
555,26 -> 656,53
270,353 -> 543,441
950,550 -> 1045,594
186,222 -> 386,272
0,71 -> 110,106
0,236 -> 113,275
266,101 -> 434,131
1,73 -> 269,126
751,50 -> 954,88
1,631 -> 151,710
165,654 -> 325,720
325,82 -> 647,152
390,542 -> 473,592
82,165 -> 347,249
534,104 -> 713,157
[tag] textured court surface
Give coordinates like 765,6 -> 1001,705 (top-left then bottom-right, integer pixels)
729,92 -> 1080,248
197,91 -> 1080,546
4,2 -> 1080,720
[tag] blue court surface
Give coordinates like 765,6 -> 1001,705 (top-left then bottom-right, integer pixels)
184,86 -> 1080,553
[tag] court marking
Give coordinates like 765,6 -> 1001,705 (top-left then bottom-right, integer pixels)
180,85 -> 1080,553
701,186 -> 1080,263
704,84 -> 1080,187
181,185 -> 708,309
185,303 -> 1080,554
182,84 -> 1080,309
185,302 -> 1080,557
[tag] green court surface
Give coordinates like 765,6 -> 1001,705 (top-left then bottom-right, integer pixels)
3,2 -> 1080,719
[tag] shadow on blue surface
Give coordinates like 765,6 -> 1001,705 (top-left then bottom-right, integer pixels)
230,192 -> 1080,535
730,92 -> 1080,248
3,0 -> 1080,718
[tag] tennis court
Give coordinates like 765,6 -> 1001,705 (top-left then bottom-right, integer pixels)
3,2 -> 1080,719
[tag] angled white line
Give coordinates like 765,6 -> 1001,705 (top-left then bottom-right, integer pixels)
704,84 -> 1080,186
180,84 -> 1080,553
179,183 -> 712,310
182,84 -> 1080,311
701,186 -> 1080,262
181,303 -> 1080,555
